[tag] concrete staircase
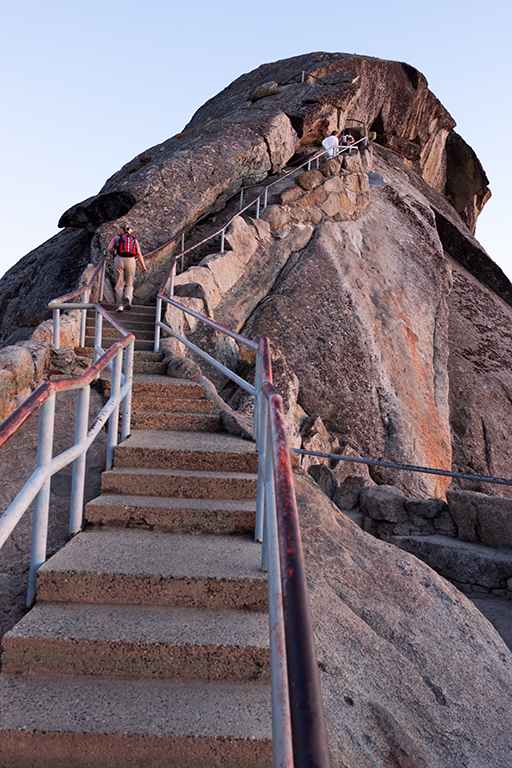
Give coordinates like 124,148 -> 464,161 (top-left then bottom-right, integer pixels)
0,304 -> 272,767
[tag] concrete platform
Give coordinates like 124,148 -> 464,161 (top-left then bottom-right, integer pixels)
2,603 -> 270,680
86,494 -> 256,534
36,529 -> 268,611
101,466 -> 257,500
0,674 -> 272,767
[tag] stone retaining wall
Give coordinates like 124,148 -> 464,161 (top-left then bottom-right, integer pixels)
307,462 -> 512,597
0,263 -> 102,422
0,312 -> 81,422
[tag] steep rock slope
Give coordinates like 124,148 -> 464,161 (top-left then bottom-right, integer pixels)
0,51 -> 509,498
296,471 -> 512,768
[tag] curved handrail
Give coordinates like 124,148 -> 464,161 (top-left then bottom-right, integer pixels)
0,298 -> 135,606
0,335 -> 132,451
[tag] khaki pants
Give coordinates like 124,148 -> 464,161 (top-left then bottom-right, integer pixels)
114,256 -> 136,304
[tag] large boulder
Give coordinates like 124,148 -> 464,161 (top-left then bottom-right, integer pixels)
245,145 -> 453,498
295,471 -> 512,768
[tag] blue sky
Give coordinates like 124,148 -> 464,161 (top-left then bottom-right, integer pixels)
1,0 -> 510,281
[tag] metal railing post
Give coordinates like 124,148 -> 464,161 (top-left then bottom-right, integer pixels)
255,197 -> 260,219
264,187 -> 268,209
53,309 -> 61,349
106,348 -> 123,470
98,260 -> 106,302
121,340 -> 134,441
220,229 -> 225,254
169,262 -> 176,297
27,394 -> 56,606
69,384 -> 91,536
79,290 -> 88,348
154,295 -> 162,353
239,190 -> 244,210
94,309 -> 103,363
255,397 -> 268,545
265,424 -> 293,768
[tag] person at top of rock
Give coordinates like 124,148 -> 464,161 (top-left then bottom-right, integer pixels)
107,222 -> 147,312
341,130 -> 357,154
321,130 -> 339,158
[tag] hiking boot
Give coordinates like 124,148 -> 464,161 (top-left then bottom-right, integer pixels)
116,305 -> 124,312
123,298 -> 132,311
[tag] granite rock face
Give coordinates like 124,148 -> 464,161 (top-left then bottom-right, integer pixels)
295,471 -> 512,768
1,51 -> 510,502
0,51 -> 489,338
245,144 -> 453,498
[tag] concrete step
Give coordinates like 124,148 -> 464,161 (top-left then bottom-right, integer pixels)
131,411 -> 222,432
102,375 -> 204,399
0,673 -> 272,767
100,302 -> 158,318
131,394 -> 214,413
86,313 -> 155,330
113,430 -> 258,473
133,359 -> 169,374
85,326 -> 154,342
77,348 -> 167,374
36,529 -> 268,611
101,466 -> 257,500
2,603 -> 270,681
85,494 -> 256,534
78,348 -> 165,363
83,336 -> 155,352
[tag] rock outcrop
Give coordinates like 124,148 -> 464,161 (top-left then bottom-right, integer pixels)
0,51 -> 508,499
296,471 -> 512,768
1,52 -> 512,766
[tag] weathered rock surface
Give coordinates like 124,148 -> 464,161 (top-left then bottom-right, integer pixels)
446,489 -> 512,548
295,471 -> 512,768
1,51 -> 510,503
245,144 -> 453,498
447,257 -> 512,498
0,229 -> 91,344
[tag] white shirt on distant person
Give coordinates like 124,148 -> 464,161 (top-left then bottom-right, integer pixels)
322,134 -> 339,158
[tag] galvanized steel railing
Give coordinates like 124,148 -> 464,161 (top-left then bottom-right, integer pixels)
0,305 -> 134,607
154,294 -> 331,768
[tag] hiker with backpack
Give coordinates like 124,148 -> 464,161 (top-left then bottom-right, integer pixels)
107,223 -> 147,311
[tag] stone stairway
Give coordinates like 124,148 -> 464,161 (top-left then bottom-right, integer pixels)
0,304 -> 272,767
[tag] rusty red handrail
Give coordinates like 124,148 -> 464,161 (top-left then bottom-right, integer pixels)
259,338 -> 332,768
0,335 -> 133,452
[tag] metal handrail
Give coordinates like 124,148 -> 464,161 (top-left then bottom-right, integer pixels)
49,257 -> 107,349
153,135 -> 367,354
294,447 -> 512,487
155,294 -> 331,767
0,306 -> 134,606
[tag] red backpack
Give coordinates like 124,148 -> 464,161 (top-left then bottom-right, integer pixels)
117,234 -> 138,256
